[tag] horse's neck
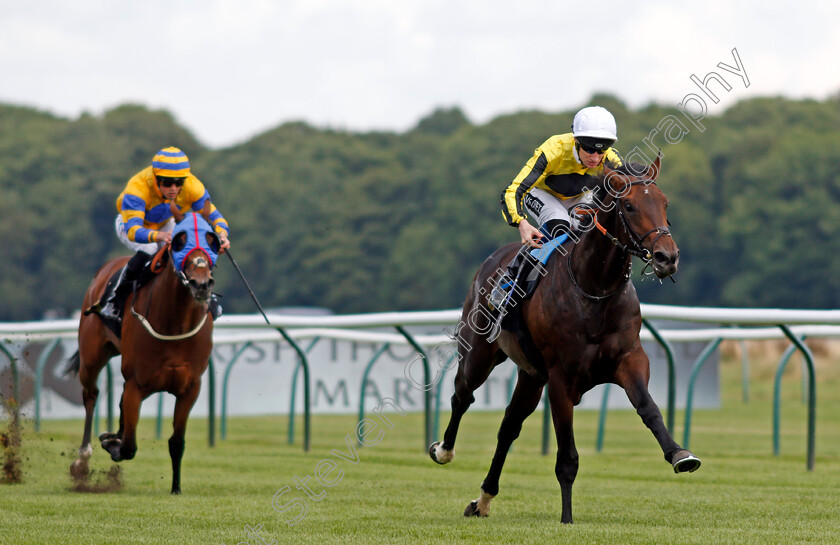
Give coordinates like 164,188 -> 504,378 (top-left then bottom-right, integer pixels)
570,208 -> 631,297
140,265 -> 206,328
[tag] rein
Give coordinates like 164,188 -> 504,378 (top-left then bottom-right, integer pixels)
129,305 -> 208,341
567,180 -> 671,300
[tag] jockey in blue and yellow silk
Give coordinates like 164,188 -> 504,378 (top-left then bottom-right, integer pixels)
116,147 -> 229,251
100,147 -> 230,322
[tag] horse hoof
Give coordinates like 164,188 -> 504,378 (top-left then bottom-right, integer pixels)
98,432 -> 119,442
464,500 -> 484,517
429,441 -> 454,465
100,438 -> 122,462
69,458 -> 90,479
672,449 -> 701,473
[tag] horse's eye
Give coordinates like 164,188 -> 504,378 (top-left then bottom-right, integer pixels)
623,201 -> 634,212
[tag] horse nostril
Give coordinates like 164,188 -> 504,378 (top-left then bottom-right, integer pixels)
653,251 -> 669,264
189,279 -> 211,292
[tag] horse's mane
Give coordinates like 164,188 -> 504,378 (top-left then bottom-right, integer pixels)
604,160 -> 649,178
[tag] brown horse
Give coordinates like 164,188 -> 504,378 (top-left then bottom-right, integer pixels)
429,156 -> 700,523
67,209 -> 220,494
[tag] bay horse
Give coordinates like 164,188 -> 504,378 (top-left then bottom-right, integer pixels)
66,208 -> 221,494
429,156 -> 700,523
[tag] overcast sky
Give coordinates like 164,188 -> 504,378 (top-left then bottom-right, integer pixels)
2,0 -> 837,148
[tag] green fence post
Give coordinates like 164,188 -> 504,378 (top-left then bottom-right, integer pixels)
358,343 -> 390,446
395,326 -> 433,451
282,331 -> 314,452
542,392 -> 552,455
778,326 -> 816,471
431,350 -> 457,444
0,344 -> 20,424
682,338 -> 723,449
105,361 -> 114,433
220,342 -> 253,440
739,339 -> 750,404
207,356 -> 216,447
773,339 -> 801,456
156,392 -> 164,439
596,384 -> 612,452
642,318 -> 675,433
34,338 -> 62,432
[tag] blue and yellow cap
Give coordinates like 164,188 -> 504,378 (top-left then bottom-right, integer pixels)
152,147 -> 191,178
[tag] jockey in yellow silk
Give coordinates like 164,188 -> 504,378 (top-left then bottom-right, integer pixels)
490,106 -> 622,313
100,147 -> 230,321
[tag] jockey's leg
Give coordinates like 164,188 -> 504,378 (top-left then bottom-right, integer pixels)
208,294 -> 223,320
489,219 -> 572,312
100,251 -> 152,320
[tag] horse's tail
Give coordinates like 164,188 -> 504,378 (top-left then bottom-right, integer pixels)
63,350 -> 81,376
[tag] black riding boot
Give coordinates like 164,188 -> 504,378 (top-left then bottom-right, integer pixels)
100,251 -> 151,321
208,294 -> 223,320
489,249 -> 539,311
487,251 -> 540,340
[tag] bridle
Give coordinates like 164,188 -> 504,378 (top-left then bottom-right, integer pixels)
568,180 -> 673,300
128,246 -> 213,341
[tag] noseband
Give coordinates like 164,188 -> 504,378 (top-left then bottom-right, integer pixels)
604,180 -> 672,261
174,252 -> 212,289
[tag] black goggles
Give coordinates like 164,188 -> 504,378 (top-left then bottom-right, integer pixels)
578,141 -> 609,155
158,177 -> 186,188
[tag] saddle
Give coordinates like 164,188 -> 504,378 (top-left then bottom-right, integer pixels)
519,234 -> 569,300
83,247 -> 167,336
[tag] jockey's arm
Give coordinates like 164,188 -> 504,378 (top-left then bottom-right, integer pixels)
217,229 -> 230,251
517,219 -> 544,248
155,230 -> 173,244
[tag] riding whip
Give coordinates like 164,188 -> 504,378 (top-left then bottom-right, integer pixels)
224,250 -> 272,326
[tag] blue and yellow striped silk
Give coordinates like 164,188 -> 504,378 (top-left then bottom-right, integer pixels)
116,166 -> 229,244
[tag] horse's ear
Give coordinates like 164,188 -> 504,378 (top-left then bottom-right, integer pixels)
205,231 -> 222,254
647,151 -> 662,181
170,202 -> 185,224
171,231 -> 188,253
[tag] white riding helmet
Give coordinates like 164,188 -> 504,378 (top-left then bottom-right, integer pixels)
571,106 -> 617,141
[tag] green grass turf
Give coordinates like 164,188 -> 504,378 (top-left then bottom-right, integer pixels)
2,346 -> 840,545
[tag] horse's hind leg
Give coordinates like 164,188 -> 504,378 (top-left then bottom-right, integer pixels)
70,339 -> 113,474
70,363 -> 99,476
616,350 -> 701,473
546,375 -> 578,524
169,379 -> 201,495
464,369 -> 544,517
430,326 -> 505,465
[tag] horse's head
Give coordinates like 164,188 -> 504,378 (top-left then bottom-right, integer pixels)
169,209 -> 222,304
601,155 -> 679,278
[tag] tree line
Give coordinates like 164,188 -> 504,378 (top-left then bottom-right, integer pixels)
1,92 -> 838,321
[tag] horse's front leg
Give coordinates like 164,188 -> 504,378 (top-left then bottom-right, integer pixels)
169,379 -> 202,495
546,373 -> 578,524
616,347 -> 701,473
98,392 -> 125,443
101,380 -> 142,462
